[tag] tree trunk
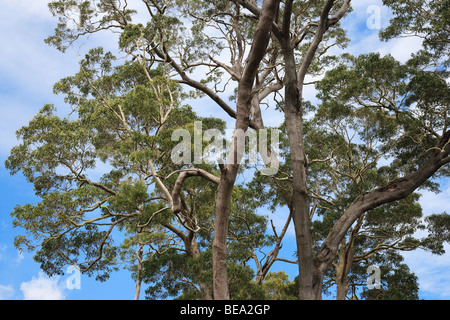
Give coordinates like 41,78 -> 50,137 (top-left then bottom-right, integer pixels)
212,165 -> 239,300
134,245 -> 144,300
275,0 -> 351,300
336,281 -> 348,301
211,0 -> 281,300
315,141 -> 450,282
335,238 -> 353,300
280,13 -> 325,298
284,84 -> 318,300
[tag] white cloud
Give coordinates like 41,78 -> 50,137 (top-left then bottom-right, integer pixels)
0,285 -> 15,300
0,0 -> 80,156
20,273 -> 66,300
0,0 -> 72,86
2,0 -> 52,19
341,1 -> 424,63
402,244 -> 450,299
418,184 -> 450,216
399,183 -> 450,298
0,244 -> 7,262
378,36 -> 424,63
0,98 -> 37,156
0,243 -> 24,266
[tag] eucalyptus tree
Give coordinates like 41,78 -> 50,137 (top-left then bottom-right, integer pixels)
248,3 -> 449,297
311,51 -> 450,299
6,0 -> 450,301
33,0 -> 354,299
6,46 -> 229,298
6,44 -> 290,299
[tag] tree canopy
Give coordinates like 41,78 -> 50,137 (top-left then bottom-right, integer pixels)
5,0 -> 450,300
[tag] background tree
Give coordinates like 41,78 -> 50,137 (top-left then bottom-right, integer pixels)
311,52 -> 450,299
6,46 -> 226,299
250,27 -> 449,299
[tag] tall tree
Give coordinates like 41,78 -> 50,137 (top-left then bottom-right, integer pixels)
6,0 -> 450,300
5,48 -> 225,298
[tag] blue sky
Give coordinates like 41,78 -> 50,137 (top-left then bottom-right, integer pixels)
0,0 -> 449,300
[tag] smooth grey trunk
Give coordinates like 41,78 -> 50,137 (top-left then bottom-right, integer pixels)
212,164 -> 240,300
275,0 -> 352,300
282,46 -> 319,300
211,0 -> 280,300
134,245 -> 144,300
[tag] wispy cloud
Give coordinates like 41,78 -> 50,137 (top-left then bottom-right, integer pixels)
0,0 -> 81,156
0,284 -> 15,300
0,244 -> 7,262
0,99 -> 37,156
16,251 -> 24,265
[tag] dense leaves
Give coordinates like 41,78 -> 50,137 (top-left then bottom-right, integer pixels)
5,0 -> 450,300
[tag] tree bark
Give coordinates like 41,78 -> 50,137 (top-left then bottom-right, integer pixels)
282,47 -> 318,300
315,145 -> 450,278
275,0 -> 352,300
212,0 -> 281,300
212,165 -> 239,300
335,238 -> 354,300
134,245 -> 144,300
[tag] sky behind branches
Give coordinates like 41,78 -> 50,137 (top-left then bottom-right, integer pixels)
0,0 -> 449,300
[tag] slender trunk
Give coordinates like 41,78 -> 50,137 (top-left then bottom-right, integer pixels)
280,22 -> 323,298
275,0 -> 350,300
187,234 -> 214,300
285,110 -> 319,300
211,0 -> 280,300
336,279 -> 348,301
335,239 -> 350,300
134,245 -> 144,300
212,88 -> 252,300
212,164 -> 240,300
336,215 -> 362,300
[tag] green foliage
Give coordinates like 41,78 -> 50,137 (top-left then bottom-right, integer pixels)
360,261 -> 420,300
5,0 -> 450,300
5,43 -> 228,290
261,271 -> 297,300
381,0 -> 450,65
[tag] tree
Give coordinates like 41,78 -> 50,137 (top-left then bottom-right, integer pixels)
6,0 -> 450,300
6,47 -> 221,297
310,52 -> 450,299
261,271 -> 297,300
7,43 -> 293,299
248,0 -> 449,298
39,0 -> 351,299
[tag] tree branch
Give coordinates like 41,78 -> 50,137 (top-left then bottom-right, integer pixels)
316,138 -> 450,272
171,169 -> 220,215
